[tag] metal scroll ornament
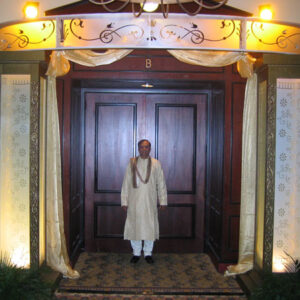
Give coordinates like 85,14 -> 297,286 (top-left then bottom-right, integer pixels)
30,80 -> 40,269
88,0 -> 228,18
70,19 -> 144,44
0,21 -> 55,50
264,82 -> 277,271
250,21 -> 300,50
160,19 -> 236,44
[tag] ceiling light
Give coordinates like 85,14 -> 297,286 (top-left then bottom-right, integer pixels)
24,2 -> 39,19
88,0 -> 228,18
141,1 -> 159,13
259,4 -> 273,20
141,83 -> 154,88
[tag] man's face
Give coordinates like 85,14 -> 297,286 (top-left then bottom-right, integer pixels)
138,141 -> 151,159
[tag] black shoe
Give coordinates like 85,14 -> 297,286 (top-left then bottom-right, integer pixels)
130,255 -> 140,263
145,256 -> 154,264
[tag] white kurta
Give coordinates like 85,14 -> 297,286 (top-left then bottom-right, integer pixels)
121,156 -> 167,241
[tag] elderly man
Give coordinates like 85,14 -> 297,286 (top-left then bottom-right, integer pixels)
121,139 -> 167,264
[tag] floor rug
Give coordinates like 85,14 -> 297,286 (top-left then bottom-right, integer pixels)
56,253 -> 244,297
54,292 -> 247,299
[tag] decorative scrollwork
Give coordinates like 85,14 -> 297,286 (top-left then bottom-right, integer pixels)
251,22 -> 300,49
70,19 -> 144,44
264,82 -> 277,272
160,20 -> 236,44
30,80 -> 40,270
88,0 -> 227,17
0,34 -> 9,50
1,21 -> 55,50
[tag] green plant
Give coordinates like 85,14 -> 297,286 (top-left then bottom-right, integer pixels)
250,252 -> 300,300
0,254 -> 52,300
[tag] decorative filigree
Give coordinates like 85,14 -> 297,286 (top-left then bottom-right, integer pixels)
0,34 -> 9,50
160,20 -> 236,44
1,21 -> 55,50
264,82 -> 276,272
88,0 -> 228,18
70,19 -> 144,44
30,80 -> 40,269
250,22 -> 300,49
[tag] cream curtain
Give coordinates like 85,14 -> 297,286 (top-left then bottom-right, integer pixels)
46,49 -> 257,277
225,73 -> 258,276
47,49 -> 133,76
167,50 -> 258,275
167,50 -> 255,78
45,49 -> 132,278
46,76 -> 79,278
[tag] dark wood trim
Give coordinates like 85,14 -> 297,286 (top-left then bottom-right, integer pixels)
56,49 -> 247,266
94,202 -> 123,238
155,103 -> 197,194
75,78 -> 223,91
93,202 -> 196,239
160,203 -> 196,239
69,86 -> 85,258
227,215 -> 240,252
94,102 -> 137,193
229,81 -> 245,206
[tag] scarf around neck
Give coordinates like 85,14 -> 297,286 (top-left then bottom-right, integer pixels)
131,156 -> 152,188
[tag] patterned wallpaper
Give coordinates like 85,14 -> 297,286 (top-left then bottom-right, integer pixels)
0,74 -> 30,267
273,78 -> 300,272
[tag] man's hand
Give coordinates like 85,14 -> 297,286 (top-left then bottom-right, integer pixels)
122,206 -> 128,212
159,205 -> 167,210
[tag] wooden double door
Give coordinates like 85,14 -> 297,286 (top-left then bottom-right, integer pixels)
84,90 -> 207,253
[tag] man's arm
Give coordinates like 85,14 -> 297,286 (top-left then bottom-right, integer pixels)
156,161 -> 168,207
121,163 -> 131,210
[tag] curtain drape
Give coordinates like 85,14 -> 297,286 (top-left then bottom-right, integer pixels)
45,76 -> 79,278
45,48 -> 257,278
225,73 -> 258,276
167,50 -> 257,276
45,49 -> 132,278
167,50 -> 255,78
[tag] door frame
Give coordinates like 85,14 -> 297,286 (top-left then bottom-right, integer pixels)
69,78 -> 224,257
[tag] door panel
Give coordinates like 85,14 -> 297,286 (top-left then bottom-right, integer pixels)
156,104 -> 196,192
95,103 -> 136,192
85,93 -> 142,251
85,91 -> 207,252
145,94 -> 207,252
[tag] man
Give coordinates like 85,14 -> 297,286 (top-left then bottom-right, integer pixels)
121,139 -> 167,264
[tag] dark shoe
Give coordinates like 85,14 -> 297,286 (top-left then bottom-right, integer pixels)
130,255 -> 140,263
145,256 -> 154,264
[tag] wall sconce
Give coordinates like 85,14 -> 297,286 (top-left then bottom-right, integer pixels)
259,4 -> 273,20
23,2 -> 39,19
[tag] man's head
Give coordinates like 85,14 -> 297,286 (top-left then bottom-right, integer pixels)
138,139 -> 151,159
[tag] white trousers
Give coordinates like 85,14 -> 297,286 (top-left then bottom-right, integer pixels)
130,240 -> 154,256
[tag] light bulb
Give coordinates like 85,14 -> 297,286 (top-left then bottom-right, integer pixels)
141,1 -> 159,13
259,5 -> 273,20
24,2 -> 39,19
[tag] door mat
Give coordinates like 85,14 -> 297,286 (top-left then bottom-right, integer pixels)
57,253 -> 244,296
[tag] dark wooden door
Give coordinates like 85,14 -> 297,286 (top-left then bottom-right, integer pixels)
84,90 -> 207,252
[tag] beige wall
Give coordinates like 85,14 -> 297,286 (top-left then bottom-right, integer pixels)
0,0 -> 299,24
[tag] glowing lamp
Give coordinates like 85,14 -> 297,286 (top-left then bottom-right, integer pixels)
141,1 -> 159,12
259,5 -> 273,20
272,256 -> 287,273
141,83 -> 154,88
11,247 -> 30,268
24,2 -> 39,19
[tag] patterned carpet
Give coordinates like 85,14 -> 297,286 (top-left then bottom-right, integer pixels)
55,253 -> 246,299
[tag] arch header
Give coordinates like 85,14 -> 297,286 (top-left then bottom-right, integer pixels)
0,13 -> 300,54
